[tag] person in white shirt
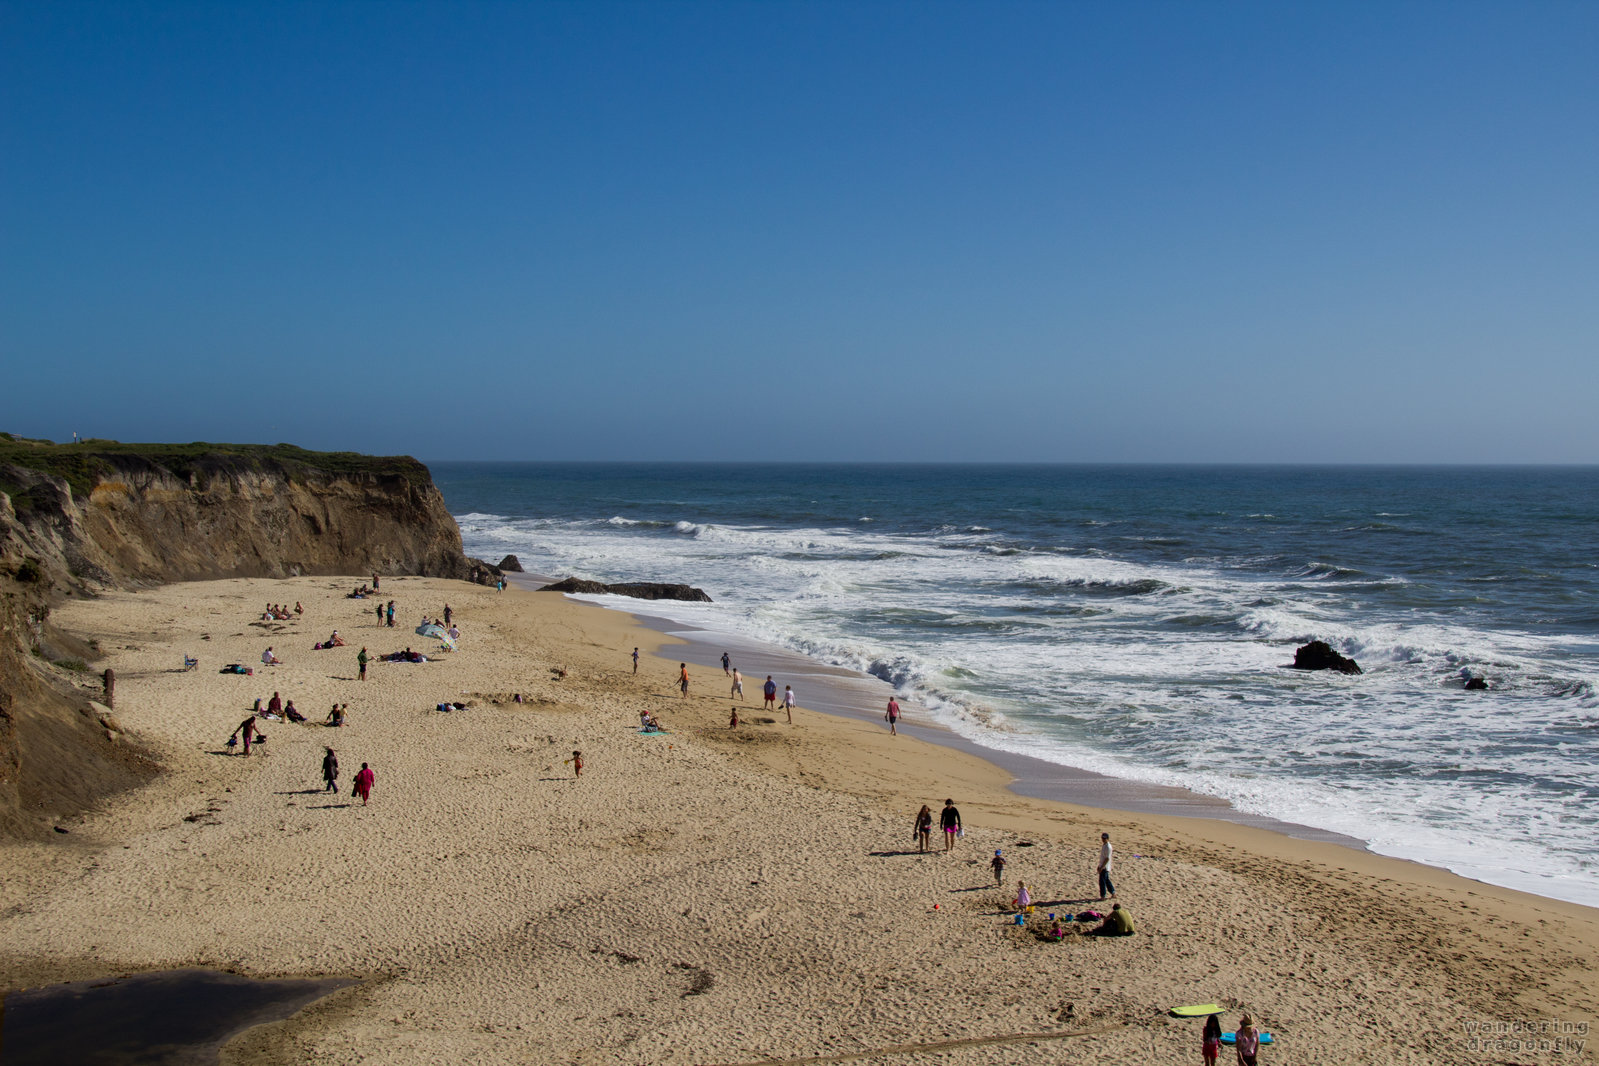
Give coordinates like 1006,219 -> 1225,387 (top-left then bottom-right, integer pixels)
261,647 -> 281,665
1097,831 -> 1116,899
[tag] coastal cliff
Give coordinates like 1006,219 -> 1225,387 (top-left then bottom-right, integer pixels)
0,436 -> 478,837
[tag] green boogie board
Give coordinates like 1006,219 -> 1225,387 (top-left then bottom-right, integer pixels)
1170,1004 -> 1224,1018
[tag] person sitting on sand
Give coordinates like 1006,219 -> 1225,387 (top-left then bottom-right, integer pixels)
283,699 -> 306,723
1090,902 -> 1135,936
267,692 -> 282,715
262,647 -> 282,665
294,602 -> 303,615
326,631 -> 345,647
1048,915 -> 1065,939
326,703 -> 346,727
640,710 -> 661,731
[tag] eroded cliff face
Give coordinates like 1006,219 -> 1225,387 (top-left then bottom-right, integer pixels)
2,453 -> 471,590
0,442 -> 478,838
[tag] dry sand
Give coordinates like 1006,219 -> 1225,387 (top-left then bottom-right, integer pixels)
2,576 -> 1595,1064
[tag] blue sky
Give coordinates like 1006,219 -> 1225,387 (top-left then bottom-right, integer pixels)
3,1 -> 1596,462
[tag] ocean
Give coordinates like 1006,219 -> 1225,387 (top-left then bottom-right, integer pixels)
430,463 -> 1599,907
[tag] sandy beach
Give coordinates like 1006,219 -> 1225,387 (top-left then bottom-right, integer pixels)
2,576 -> 1595,1064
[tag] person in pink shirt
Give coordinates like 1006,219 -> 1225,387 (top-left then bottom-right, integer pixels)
352,763 -> 375,805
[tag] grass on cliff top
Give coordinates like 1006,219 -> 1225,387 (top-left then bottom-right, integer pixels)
0,436 -> 432,498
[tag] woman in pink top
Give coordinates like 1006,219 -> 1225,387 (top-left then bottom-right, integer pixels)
352,763 -> 375,805
1234,1014 -> 1260,1066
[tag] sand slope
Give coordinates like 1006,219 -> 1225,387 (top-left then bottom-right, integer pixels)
1,577 -> 1594,1064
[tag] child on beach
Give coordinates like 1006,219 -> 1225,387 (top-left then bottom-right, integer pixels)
1016,880 -> 1031,911
990,849 -> 1007,885
1202,1014 -> 1223,1064
570,751 -> 583,779
783,685 -> 795,723
763,676 -> 776,709
729,706 -> 740,728
913,805 -> 933,853
679,663 -> 690,698
631,647 -> 639,674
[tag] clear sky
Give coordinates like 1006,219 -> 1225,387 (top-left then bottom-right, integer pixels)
3,1 -> 1596,463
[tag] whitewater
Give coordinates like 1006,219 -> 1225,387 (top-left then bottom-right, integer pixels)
433,463 -> 1599,907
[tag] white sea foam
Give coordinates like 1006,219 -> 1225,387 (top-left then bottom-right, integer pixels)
458,508 -> 1599,907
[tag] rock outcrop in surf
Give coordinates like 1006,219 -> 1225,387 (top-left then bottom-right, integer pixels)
538,577 -> 712,602
1291,640 -> 1362,675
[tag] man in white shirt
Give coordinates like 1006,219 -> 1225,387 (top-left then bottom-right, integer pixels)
262,647 -> 281,666
1097,832 -> 1116,900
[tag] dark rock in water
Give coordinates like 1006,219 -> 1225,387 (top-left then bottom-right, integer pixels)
540,577 -> 712,602
1292,640 -> 1362,675
497,554 -> 524,572
1464,676 -> 1488,690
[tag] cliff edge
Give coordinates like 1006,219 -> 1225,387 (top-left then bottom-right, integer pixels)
0,436 -> 479,838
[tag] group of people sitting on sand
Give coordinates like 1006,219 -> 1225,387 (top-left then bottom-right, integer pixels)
347,584 -> 376,599
261,603 -> 301,621
252,691 -> 307,723
382,647 -> 427,663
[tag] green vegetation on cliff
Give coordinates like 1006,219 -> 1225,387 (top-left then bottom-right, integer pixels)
0,436 -> 432,505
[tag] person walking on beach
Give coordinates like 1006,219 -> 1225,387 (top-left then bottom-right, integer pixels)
990,848 -> 1007,885
352,763 -> 374,805
885,697 -> 900,735
721,651 -> 730,675
322,747 -> 339,792
357,646 -> 368,681
231,716 -> 259,756
913,804 -> 933,853
763,676 -> 777,710
1097,832 -> 1116,899
1234,1014 -> 1261,1066
679,663 -> 690,698
386,601 -> 395,627
730,667 -> 743,701
940,799 -> 962,852
570,750 -> 584,779
631,647 -> 639,674
782,684 -> 795,724
1202,1014 -> 1223,1065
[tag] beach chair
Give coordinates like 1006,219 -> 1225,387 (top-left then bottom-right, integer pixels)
183,655 -> 199,671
